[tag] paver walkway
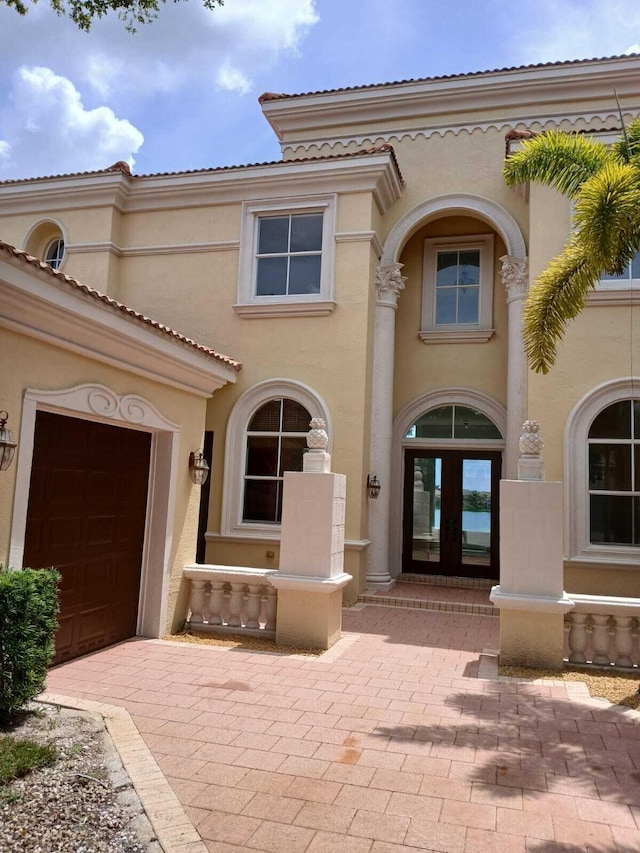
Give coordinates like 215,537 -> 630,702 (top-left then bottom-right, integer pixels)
47,606 -> 640,852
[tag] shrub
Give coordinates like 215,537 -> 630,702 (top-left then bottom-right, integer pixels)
0,568 -> 60,722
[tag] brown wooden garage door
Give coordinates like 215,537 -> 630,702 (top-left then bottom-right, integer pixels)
23,411 -> 151,664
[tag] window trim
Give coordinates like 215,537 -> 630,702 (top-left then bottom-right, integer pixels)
566,378 -> 640,564
44,237 -> 65,270
221,379 -> 332,539
235,196 -> 337,318
421,234 -> 494,343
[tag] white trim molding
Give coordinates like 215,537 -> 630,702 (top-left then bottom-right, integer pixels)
235,195 -> 337,318
381,193 -> 526,268
389,387 -> 506,576
9,383 -> 181,639
0,252 -> 237,397
221,378 -> 332,539
565,377 -> 640,565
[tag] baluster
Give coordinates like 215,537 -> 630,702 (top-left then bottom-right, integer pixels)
613,616 -> 634,667
227,582 -> 243,627
189,579 -> 207,625
567,613 -> 588,664
563,616 -> 571,661
208,581 -> 225,625
221,583 -> 232,625
591,614 -> 613,665
631,618 -> 640,667
245,583 -> 262,629
264,586 -> 277,631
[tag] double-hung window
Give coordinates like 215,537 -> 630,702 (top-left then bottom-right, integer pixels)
235,197 -> 336,317
243,398 -> 311,524
421,234 -> 494,343
256,214 -> 323,297
588,400 -> 640,546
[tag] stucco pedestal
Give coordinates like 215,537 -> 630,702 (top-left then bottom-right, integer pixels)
490,478 -> 574,669
270,573 -> 352,649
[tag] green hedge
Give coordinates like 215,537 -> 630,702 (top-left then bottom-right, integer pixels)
0,568 -> 59,722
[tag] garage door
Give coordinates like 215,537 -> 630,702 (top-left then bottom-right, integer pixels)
23,411 -> 151,664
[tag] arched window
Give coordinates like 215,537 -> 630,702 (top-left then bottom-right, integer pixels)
243,398 -> 311,523
44,238 -> 65,270
566,380 -> 640,562
405,405 -> 502,440
221,379 -> 331,538
24,220 -> 66,270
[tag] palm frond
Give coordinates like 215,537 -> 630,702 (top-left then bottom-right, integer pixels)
523,242 -> 599,374
611,116 -> 640,163
573,163 -> 640,273
504,131 -> 610,198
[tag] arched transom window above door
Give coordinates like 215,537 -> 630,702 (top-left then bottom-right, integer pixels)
405,405 -> 502,441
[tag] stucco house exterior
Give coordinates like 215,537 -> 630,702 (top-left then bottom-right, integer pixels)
1,53 -> 639,663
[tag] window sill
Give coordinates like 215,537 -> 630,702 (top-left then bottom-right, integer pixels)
206,531 -> 371,550
234,300 -> 336,318
587,289 -> 640,307
567,548 -> 640,567
419,329 -> 494,344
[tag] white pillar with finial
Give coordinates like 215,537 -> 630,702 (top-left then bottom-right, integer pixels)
269,418 -> 352,649
490,419 -> 574,668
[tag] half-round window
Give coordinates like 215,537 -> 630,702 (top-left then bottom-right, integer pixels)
405,405 -> 502,440
44,238 -> 65,270
243,398 -> 311,523
24,220 -> 66,270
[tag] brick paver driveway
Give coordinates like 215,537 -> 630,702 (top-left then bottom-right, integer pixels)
47,605 -> 640,852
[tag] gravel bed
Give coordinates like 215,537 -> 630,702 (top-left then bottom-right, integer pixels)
1,704 -> 160,853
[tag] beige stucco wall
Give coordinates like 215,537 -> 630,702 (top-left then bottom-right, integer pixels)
394,214 -> 508,417
0,326 -> 209,633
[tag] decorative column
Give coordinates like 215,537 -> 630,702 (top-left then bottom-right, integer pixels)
366,263 -> 406,589
490,420 -> 574,668
501,255 -> 529,479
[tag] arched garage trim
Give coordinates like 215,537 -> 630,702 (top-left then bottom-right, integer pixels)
9,383 -> 180,639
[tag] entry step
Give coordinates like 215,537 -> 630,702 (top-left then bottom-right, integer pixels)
398,573 -> 495,589
358,579 -> 496,617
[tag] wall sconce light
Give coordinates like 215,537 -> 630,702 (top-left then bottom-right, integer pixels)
0,411 -> 17,471
367,474 -> 381,499
189,450 -> 209,485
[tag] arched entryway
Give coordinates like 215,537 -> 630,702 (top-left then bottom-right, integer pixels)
390,389 -> 506,580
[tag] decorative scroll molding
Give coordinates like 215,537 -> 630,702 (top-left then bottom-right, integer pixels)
281,111 -> 637,159
28,384 -> 180,432
501,255 -> 529,302
375,263 -> 406,307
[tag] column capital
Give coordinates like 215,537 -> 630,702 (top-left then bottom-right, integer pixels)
500,255 -> 529,303
375,263 -> 406,307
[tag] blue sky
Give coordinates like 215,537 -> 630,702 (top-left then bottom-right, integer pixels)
1,0 -> 640,179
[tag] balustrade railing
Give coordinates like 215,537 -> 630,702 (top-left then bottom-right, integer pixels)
564,594 -> 640,669
183,565 -> 278,639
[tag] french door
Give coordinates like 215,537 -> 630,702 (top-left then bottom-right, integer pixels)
402,448 -> 501,578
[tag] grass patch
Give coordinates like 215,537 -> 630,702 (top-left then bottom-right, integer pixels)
0,736 -> 58,786
499,665 -> 640,709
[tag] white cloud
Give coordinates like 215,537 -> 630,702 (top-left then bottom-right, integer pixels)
517,0 -> 640,65
0,67 -> 143,178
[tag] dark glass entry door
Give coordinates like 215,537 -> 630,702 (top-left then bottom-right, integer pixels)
402,448 -> 501,578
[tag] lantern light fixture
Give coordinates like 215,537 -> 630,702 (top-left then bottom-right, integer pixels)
0,411 -> 17,472
189,449 -> 209,485
367,474 -> 381,500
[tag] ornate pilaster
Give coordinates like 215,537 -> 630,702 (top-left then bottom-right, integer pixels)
500,255 -> 529,478
366,263 -> 406,589
501,255 -> 529,303
375,263 -> 406,307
